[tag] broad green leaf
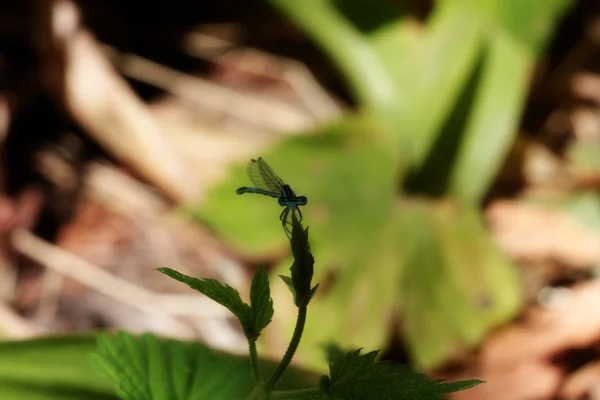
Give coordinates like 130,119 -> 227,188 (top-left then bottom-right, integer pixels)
94,331 -> 316,400
156,268 -> 251,328
95,331 -> 249,400
250,265 -> 274,337
441,0 -> 571,203
397,200 -> 521,370
0,334 -> 116,400
269,0 -> 485,167
271,0 -> 572,200
319,348 -> 483,400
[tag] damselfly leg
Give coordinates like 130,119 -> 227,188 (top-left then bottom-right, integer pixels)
279,207 -> 303,238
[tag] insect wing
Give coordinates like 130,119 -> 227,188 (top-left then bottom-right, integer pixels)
247,158 -> 285,193
256,158 -> 287,192
247,159 -> 273,191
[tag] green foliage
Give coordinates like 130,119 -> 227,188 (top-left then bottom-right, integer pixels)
286,213 -> 318,306
396,199 -> 521,369
190,0 -> 574,370
93,331 -> 257,400
319,348 -> 483,400
0,335 -> 116,400
156,267 -> 253,334
95,216 -> 482,399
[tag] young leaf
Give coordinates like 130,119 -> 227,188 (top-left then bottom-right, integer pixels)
322,343 -> 353,364
289,214 -> 315,307
319,348 -> 483,400
249,265 -> 274,340
156,268 -> 250,326
278,274 -> 295,298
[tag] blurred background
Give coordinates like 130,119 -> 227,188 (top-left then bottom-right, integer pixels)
1,0 -> 600,399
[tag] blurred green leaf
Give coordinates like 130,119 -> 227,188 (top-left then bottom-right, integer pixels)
397,200 -> 521,369
0,335 -> 116,400
446,35 -> 529,202
271,0 -> 572,202
270,0 -> 407,113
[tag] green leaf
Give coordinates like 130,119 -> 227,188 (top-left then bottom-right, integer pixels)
306,284 -> 320,303
94,331 -> 317,400
0,334 -> 116,400
95,332 -> 251,400
397,200 -> 521,370
319,348 -> 483,400
445,29 -> 531,203
323,343 -> 355,364
289,214 -> 315,307
269,0 -> 407,113
156,267 -> 251,328
278,274 -> 295,298
271,0 -> 572,202
250,265 -> 274,339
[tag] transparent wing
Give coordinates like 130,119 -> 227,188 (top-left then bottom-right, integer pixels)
246,158 -> 285,193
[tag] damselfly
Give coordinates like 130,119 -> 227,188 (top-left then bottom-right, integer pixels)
236,157 -> 307,238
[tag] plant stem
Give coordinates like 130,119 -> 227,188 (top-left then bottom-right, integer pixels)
244,386 -> 264,400
271,388 -> 320,399
263,304 -> 308,392
248,339 -> 262,384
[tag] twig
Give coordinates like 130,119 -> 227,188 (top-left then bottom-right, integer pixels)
11,229 -> 227,320
0,302 -> 44,339
105,48 -> 315,133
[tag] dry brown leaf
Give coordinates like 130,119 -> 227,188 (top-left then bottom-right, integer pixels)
453,280 -> 600,400
487,200 -> 600,268
560,361 -> 600,400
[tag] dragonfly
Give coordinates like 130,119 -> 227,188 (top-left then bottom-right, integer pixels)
236,157 -> 307,238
